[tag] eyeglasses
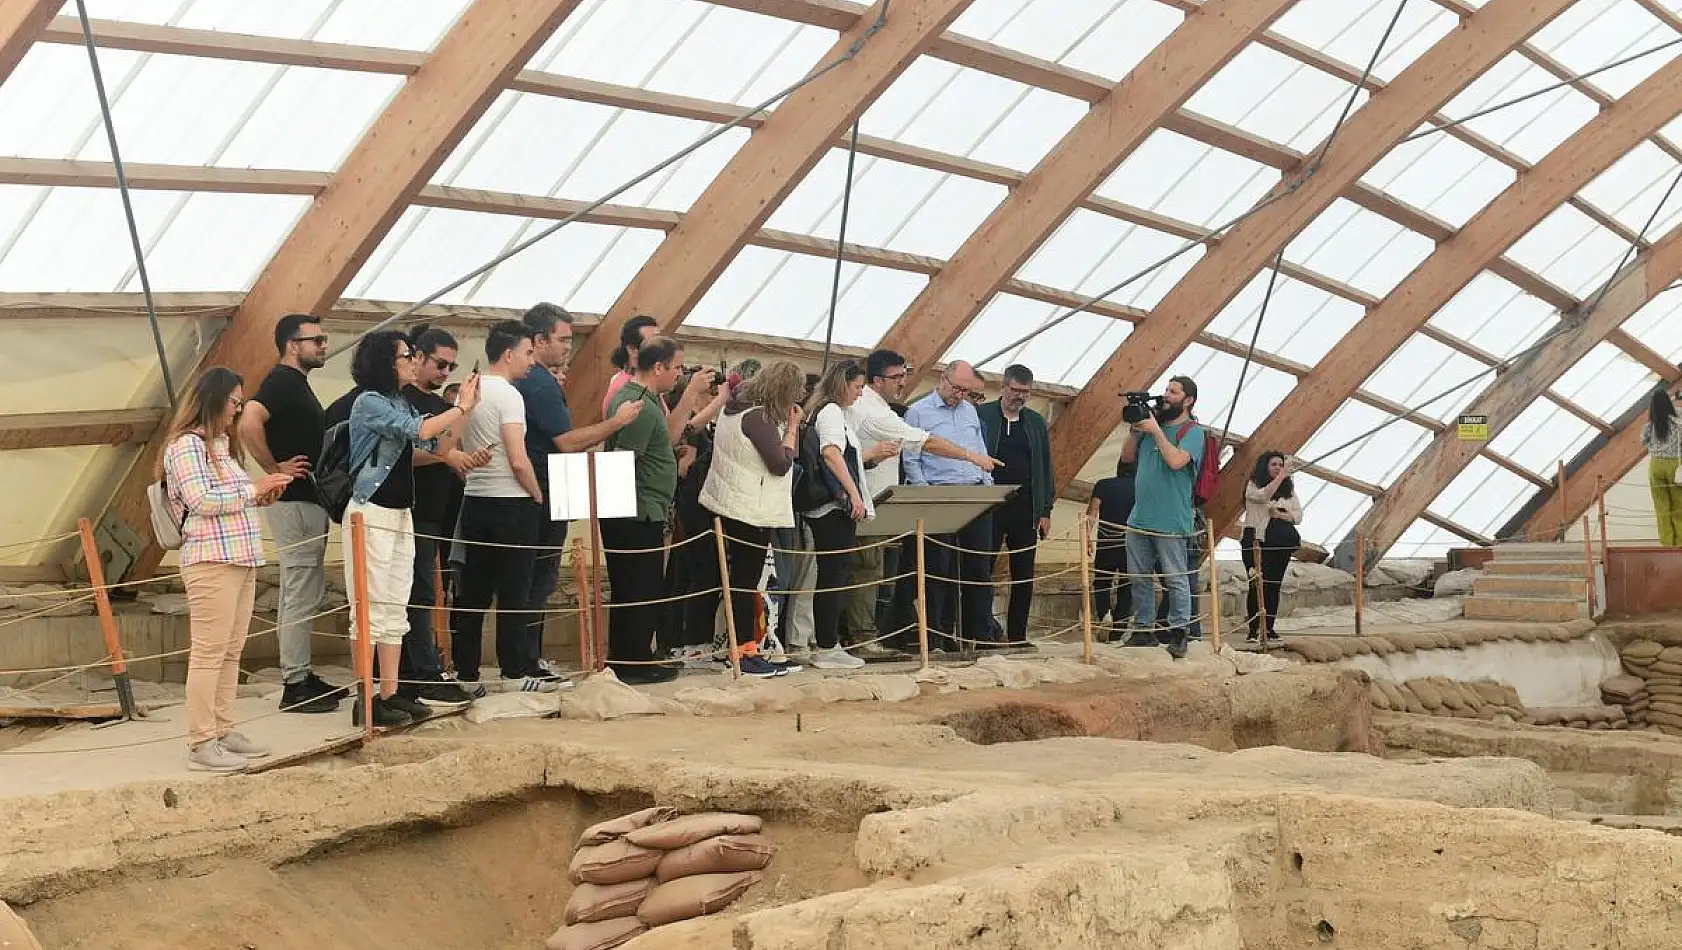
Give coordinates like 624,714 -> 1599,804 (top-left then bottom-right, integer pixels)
882,372 -> 907,382
290,334 -> 328,346
396,349 -> 414,362
428,356 -> 457,373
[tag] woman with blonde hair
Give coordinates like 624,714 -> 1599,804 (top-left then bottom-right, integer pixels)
798,360 -> 873,670
698,360 -> 806,676
160,367 -> 294,771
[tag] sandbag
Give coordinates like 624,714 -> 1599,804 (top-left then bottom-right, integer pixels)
1407,678 -> 1445,711
1625,640 -> 1664,661
655,834 -> 776,883
546,917 -> 646,950
1659,646 -> 1682,665
564,879 -> 656,925
578,807 -> 678,848
627,813 -> 764,851
570,839 -> 664,886
637,871 -> 762,927
0,902 -> 43,950
1368,685 -> 1393,711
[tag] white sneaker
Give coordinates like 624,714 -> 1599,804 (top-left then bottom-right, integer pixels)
504,675 -> 566,694
811,647 -> 865,670
188,740 -> 249,773
219,730 -> 270,758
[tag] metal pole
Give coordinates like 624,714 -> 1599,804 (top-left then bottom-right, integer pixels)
72,0 -> 176,409
820,121 -> 861,373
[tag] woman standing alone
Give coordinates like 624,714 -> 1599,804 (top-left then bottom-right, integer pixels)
1643,385 -> 1682,546
1241,451 -> 1301,643
161,368 -> 294,771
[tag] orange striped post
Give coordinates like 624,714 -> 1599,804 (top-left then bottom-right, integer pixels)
77,518 -> 138,720
348,512 -> 375,740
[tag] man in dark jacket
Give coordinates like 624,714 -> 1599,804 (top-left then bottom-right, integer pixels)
977,364 -> 1055,647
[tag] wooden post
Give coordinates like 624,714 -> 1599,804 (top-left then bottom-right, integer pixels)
1078,515 -> 1095,664
570,536 -> 593,673
1557,460 -> 1569,542
77,517 -> 138,720
348,511 -> 375,740
712,516 -> 744,681
915,519 -> 930,671
1596,474 -> 1610,566
1582,515 -> 1597,618
1353,529 -> 1365,637
431,549 -> 450,671
1206,519 -> 1222,655
586,452 -> 606,672
1250,534 -> 1268,652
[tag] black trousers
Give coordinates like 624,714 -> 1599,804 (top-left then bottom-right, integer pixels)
926,513 -> 997,650
1092,542 -> 1129,636
524,516 -> 568,664
806,510 -> 856,650
601,518 -> 667,665
663,501 -> 714,653
451,496 -> 541,681
1242,521 -> 1298,637
990,500 -> 1038,642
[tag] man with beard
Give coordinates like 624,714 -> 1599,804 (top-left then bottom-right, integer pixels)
1119,375 -> 1205,659
241,314 -> 341,714
978,364 -> 1054,650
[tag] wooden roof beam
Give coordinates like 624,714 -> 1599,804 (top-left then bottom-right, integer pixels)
97,0 -> 586,580
871,0 -> 1293,392
1353,222 -> 1682,563
0,0 -> 56,82
1047,0 -> 1577,495
565,0 -> 973,425
0,409 -> 165,451
1208,54 -> 1682,555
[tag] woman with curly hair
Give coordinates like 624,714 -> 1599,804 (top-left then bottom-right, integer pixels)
1241,450 -> 1301,642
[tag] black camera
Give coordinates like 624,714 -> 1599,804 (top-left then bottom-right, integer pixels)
684,365 -> 726,387
1121,390 -> 1162,425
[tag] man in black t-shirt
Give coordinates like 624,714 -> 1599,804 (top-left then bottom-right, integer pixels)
241,314 -> 341,714
1087,459 -> 1136,640
978,364 -> 1055,648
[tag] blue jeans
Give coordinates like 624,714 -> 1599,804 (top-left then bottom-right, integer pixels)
1129,533 -> 1192,631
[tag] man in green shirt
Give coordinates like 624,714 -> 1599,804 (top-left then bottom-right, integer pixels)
602,336 -> 694,683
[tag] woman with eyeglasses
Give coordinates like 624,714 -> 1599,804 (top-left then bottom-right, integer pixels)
342,331 -> 481,727
1644,385 -> 1682,546
801,361 -> 873,670
160,367 -> 294,771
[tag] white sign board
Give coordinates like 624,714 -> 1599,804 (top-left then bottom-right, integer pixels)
547,451 -> 638,521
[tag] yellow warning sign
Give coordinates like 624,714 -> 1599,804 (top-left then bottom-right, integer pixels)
1457,414 -> 1489,442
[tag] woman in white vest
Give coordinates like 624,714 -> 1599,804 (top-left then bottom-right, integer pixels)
699,360 -> 806,678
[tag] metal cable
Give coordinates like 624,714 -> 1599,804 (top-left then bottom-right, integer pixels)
821,120 -> 862,373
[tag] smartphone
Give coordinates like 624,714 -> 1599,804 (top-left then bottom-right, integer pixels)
471,360 -> 480,374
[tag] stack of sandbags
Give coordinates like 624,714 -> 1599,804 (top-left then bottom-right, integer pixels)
1622,639 -> 1663,676
1524,706 -> 1628,730
1371,677 -> 1528,722
547,810 -> 776,950
1642,646 -> 1682,735
1601,674 -> 1650,729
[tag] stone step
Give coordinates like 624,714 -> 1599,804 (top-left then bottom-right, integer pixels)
1463,595 -> 1585,623
1484,559 -> 1589,577
1472,574 -> 1587,599
1492,542 -> 1582,561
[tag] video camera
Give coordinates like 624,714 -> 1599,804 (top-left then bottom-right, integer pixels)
1121,390 -> 1163,425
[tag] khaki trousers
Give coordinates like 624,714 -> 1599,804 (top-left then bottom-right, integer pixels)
182,562 -> 257,746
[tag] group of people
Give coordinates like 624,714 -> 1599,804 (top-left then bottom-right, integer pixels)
155,302 -> 1307,773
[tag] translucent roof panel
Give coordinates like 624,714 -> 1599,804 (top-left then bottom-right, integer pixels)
1360,130 -> 1516,228
1579,142 -> 1682,236
1184,45 -> 1365,152
0,186 -> 308,292
1098,130 -> 1281,229
1439,54 -> 1600,163
1488,401 -> 1599,475
1290,474 -> 1370,553
1163,345 -> 1299,437
687,249 -> 929,348
1526,0 -> 1680,99
766,151 -> 1009,260
1286,199 -> 1436,296
438,94 -> 749,214
1362,335 -> 1491,424
80,0 -> 473,50
950,0 -> 1183,82
0,44 -> 402,172
1391,520 -> 1467,559
1433,457 -> 1542,540
1552,341 -> 1658,421
864,60 -> 1087,171
1270,0 -> 1460,82
1300,402 -> 1434,487
947,294 -> 1131,388
1505,205 -> 1629,297
1014,210 -> 1205,311
1620,283 -> 1682,357
1203,271 -> 1363,367
1425,273 -> 1557,359
528,0 -> 835,108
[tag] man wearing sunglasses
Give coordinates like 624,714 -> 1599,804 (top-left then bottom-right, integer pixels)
241,313 -> 341,715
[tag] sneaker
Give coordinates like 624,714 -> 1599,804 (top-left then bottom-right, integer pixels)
1165,628 -> 1189,660
456,677 -> 489,699
765,654 -> 803,674
737,655 -> 789,678
611,663 -> 681,685
811,647 -> 865,670
351,692 -> 414,728
1122,633 -> 1159,648
670,645 -> 715,670
218,730 -> 270,758
415,680 -> 475,708
384,693 -> 433,721
280,673 -> 343,714
187,739 -> 248,773
506,675 -> 564,694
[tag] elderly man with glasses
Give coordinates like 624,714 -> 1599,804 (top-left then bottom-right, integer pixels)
902,360 -> 1004,652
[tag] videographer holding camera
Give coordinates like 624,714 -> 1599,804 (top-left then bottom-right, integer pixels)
1118,376 -> 1204,659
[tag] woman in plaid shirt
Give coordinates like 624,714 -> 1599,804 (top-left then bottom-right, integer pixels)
160,367 -> 293,772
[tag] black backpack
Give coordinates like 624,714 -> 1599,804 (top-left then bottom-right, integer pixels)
313,421 -> 354,523
790,422 -> 832,514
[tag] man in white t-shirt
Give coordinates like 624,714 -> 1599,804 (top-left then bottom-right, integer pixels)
450,320 -> 558,695
842,349 -> 999,650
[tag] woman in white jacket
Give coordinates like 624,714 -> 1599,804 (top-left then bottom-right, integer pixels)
699,361 -> 806,677
1242,450 -> 1302,643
